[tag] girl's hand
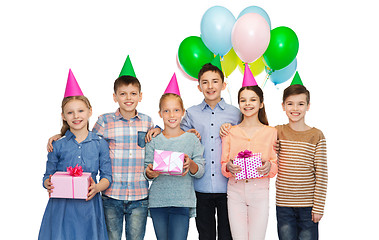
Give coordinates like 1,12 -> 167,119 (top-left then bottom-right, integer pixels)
187,129 -> 201,140
146,164 -> 160,179
182,154 -> 191,176
47,134 -> 62,152
220,123 -> 232,138
312,213 -> 323,223
257,160 -> 271,176
87,177 -> 99,201
145,127 -> 161,143
226,160 -> 241,176
44,175 -> 54,197
274,139 -> 280,154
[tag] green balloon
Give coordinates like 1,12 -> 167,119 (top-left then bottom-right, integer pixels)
178,36 -> 214,79
263,26 -> 299,71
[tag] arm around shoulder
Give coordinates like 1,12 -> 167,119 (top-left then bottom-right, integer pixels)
188,135 -> 205,178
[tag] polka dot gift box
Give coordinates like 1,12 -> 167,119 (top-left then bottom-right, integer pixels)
234,150 -> 263,180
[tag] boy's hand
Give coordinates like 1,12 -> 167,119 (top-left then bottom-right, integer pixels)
145,127 -> 161,143
47,134 -> 61,152
87,177 -> 99,201
312,213 -> 323,223
187,129 -> 201,140
257,160 -> 271,176
146,164 -> 160,179
226,160 -> 241,176
220,123 -> 232,138
44,175 -> 54,197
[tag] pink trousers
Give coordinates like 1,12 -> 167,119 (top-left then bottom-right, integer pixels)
227,178 -> 270,240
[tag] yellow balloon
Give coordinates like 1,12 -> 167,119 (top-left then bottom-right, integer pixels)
220,48 -> 238,78
237,56 -> 265,76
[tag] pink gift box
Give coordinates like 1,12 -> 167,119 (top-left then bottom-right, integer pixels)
50,171 -> 91,199
153,150 -> 184,175
234,152 -> 263,180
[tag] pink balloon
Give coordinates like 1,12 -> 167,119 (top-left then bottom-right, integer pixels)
232,13 -> 270,63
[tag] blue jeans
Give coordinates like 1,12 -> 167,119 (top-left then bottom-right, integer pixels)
276,206 -> 319,240
101,194 -> 148,240
150,207 -> 190,240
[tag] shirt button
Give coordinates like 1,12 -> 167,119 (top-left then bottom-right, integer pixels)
211,136 -> 214,138
212,174 -> 214,176
212,161 -> 214,164
212,112 -> 215,114
211,149 -> 214,151
211,123 -> 214,126
78,146 -> 81,149
78,156 -> 81,158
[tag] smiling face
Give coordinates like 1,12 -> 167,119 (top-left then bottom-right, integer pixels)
197,71 -> 226,107
159,94 -> 185,130
282,93 -> 310,123
238,89 -> 263,118
61,99 -> 92,133
113,83 -> 142,118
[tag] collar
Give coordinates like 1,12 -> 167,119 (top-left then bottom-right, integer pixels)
114,108 -> 141,121
64,130 -> 94,143
200,98 -> 226,111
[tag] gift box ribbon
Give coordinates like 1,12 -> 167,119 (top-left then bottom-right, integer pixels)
66,164 -> 83,198
237,150 -> 253,158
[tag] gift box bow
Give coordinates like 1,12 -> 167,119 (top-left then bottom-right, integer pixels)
66,164 -> 83,177
237,150 -> 253,158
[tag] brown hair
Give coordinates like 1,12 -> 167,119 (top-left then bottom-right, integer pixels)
198,63 -> 224,83
238,86 -> 269,125
114,75 -> 141,93
282,84 -> 310,104
159,93 -> 184,112
60,95 -> 92,136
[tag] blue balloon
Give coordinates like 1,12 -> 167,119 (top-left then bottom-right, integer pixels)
267,58 -> 297,85
201,6 -> 236,56
238,6 -> 271,29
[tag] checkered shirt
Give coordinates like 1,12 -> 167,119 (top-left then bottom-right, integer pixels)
93,109 -> 154,200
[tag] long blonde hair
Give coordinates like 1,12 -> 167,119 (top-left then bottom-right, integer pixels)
60,96 -> 92,136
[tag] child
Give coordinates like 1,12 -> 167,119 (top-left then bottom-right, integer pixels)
220,67 -> 277,240
144,74 -> 205,240
275,77 -> 327,240
47,57 -> 159,240
39,70 -> 112,240
180,63 -> 240,240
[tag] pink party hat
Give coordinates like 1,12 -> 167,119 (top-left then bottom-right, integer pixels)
164,73 -> 181,96
64,69 -> 83,98
242,63 -> 258,87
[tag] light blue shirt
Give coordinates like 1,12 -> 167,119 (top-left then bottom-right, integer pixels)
181,99 -> 241,193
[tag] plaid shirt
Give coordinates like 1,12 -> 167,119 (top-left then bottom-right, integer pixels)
93,109 -> 154,201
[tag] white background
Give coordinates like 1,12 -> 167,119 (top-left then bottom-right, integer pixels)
1,0 -> 378,239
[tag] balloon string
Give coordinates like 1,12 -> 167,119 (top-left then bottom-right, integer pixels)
262,72 -> 270,88
226,78 -> 233,105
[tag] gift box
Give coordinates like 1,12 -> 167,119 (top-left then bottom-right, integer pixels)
153,150 -> 184,175
234,150 -> 263,180
50,165 -> 91,199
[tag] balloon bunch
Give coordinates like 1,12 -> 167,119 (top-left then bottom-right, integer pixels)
177,6 -> 300,86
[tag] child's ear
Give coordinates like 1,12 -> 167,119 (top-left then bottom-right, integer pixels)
260,102 -> 264,109
113,93 -> 117,103
61,113 -> 66,121
139,92 -> 143,102
158,110 -> 162,118
282,102 -> 285,111
197,84 -> 202,93
89,108 -> 93,118
306,102 -> 311,111
221,82 -> 227,90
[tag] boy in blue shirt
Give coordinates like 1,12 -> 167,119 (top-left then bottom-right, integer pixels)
181,63 -> 241,240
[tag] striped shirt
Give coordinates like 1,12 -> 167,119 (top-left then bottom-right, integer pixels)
275,124 -> 328,215
93,109 -> 154,201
